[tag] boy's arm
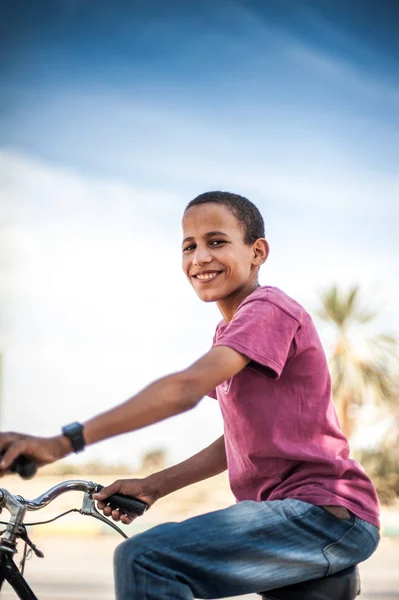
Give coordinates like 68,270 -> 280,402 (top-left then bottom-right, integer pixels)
81,344 -> 248,447
94,435 -> 227,524
95,435 -> 227,508
149,434 -> 227,498
0,346 -> 249,471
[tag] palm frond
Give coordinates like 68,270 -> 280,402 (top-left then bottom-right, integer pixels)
318,284 -> 399,438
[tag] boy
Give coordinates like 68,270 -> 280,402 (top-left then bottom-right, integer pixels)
0,191 -> 380,599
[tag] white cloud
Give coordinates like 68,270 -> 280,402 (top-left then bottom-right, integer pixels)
0,150 -> 223,465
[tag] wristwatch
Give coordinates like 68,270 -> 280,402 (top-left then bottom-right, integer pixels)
61,422 -> 86,453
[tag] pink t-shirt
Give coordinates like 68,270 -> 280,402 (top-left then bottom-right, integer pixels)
210,286 -> 380,528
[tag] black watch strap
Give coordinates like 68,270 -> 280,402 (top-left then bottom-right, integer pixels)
61,422 -> 85,453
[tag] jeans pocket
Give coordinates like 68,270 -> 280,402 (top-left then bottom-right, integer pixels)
323,520 -> 357,576
322,517 -> 379,576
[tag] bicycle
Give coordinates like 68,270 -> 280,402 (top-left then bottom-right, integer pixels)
0,455 -> 148,599
0,456 -> 361,600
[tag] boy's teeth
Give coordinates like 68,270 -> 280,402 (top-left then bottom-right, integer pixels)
197,272 -> 218,280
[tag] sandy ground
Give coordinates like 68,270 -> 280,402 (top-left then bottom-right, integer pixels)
1,473 -> 398,599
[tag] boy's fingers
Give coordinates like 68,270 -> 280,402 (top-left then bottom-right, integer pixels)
97,501 -> 136,523
0,442 -> 25,470
0,433 -> 20,454
120,514 -> 133,525
96,499 -> 136,525
93,480 -> 122,500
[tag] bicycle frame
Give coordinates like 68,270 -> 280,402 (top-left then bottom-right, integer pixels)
0,551 -> 38,600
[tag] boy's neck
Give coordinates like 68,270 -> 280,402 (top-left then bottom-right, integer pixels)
217,281 -> 261,323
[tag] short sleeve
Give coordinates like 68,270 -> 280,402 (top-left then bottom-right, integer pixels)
213,298 -> 300,379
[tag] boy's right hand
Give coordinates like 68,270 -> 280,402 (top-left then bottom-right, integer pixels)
93,478 -> 160,525
0,432 -> 71,474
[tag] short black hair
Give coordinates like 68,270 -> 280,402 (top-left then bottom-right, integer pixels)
185,191 -> 265,245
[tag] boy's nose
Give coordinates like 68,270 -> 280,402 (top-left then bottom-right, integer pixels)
193,246 -> 212,265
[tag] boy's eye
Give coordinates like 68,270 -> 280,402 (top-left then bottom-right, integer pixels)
182,240 -> 225,253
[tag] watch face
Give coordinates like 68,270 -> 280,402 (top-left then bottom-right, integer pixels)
65,423 -> 83,435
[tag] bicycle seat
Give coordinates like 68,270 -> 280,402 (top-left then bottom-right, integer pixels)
261,565 -> 360,600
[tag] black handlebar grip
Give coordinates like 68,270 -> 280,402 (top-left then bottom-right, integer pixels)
13,455 -> 37,479
0,453 -> 37,479
95,484 -> 149,516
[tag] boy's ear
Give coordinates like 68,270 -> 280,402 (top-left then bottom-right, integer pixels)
252,239 -> 269,266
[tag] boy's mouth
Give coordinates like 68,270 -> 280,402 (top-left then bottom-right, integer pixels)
192,270 -> 222,282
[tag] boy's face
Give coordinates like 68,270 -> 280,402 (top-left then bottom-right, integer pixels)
182,203 -> 264,306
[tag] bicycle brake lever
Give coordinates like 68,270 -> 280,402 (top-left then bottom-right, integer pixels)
18,526 -> 44,558
80,493 -> 128,539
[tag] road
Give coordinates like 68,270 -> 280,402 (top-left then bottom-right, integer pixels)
1,534 -> 398,599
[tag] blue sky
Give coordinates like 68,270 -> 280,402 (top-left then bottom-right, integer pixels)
2,0 -> 398,179
1,0 -> 398,465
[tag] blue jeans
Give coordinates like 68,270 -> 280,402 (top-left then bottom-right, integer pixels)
114,499 -> 379,599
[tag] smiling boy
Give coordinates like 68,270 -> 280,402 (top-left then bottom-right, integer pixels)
0,191 -> 379,599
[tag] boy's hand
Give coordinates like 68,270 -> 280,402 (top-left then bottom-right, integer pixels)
0,432 -> 70,474
93,478 -> 160,525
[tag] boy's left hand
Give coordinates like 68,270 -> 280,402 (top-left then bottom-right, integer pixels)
94,477 -> 159,525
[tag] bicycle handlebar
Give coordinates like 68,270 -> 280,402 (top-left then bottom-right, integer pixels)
0,455 -> 149,516
0,479 -> 148,516
0,480 -> 94,513
0,479 -> 149,547
22,480 -> 97,510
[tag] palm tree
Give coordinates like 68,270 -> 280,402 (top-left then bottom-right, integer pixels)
317,285 -> 398,439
